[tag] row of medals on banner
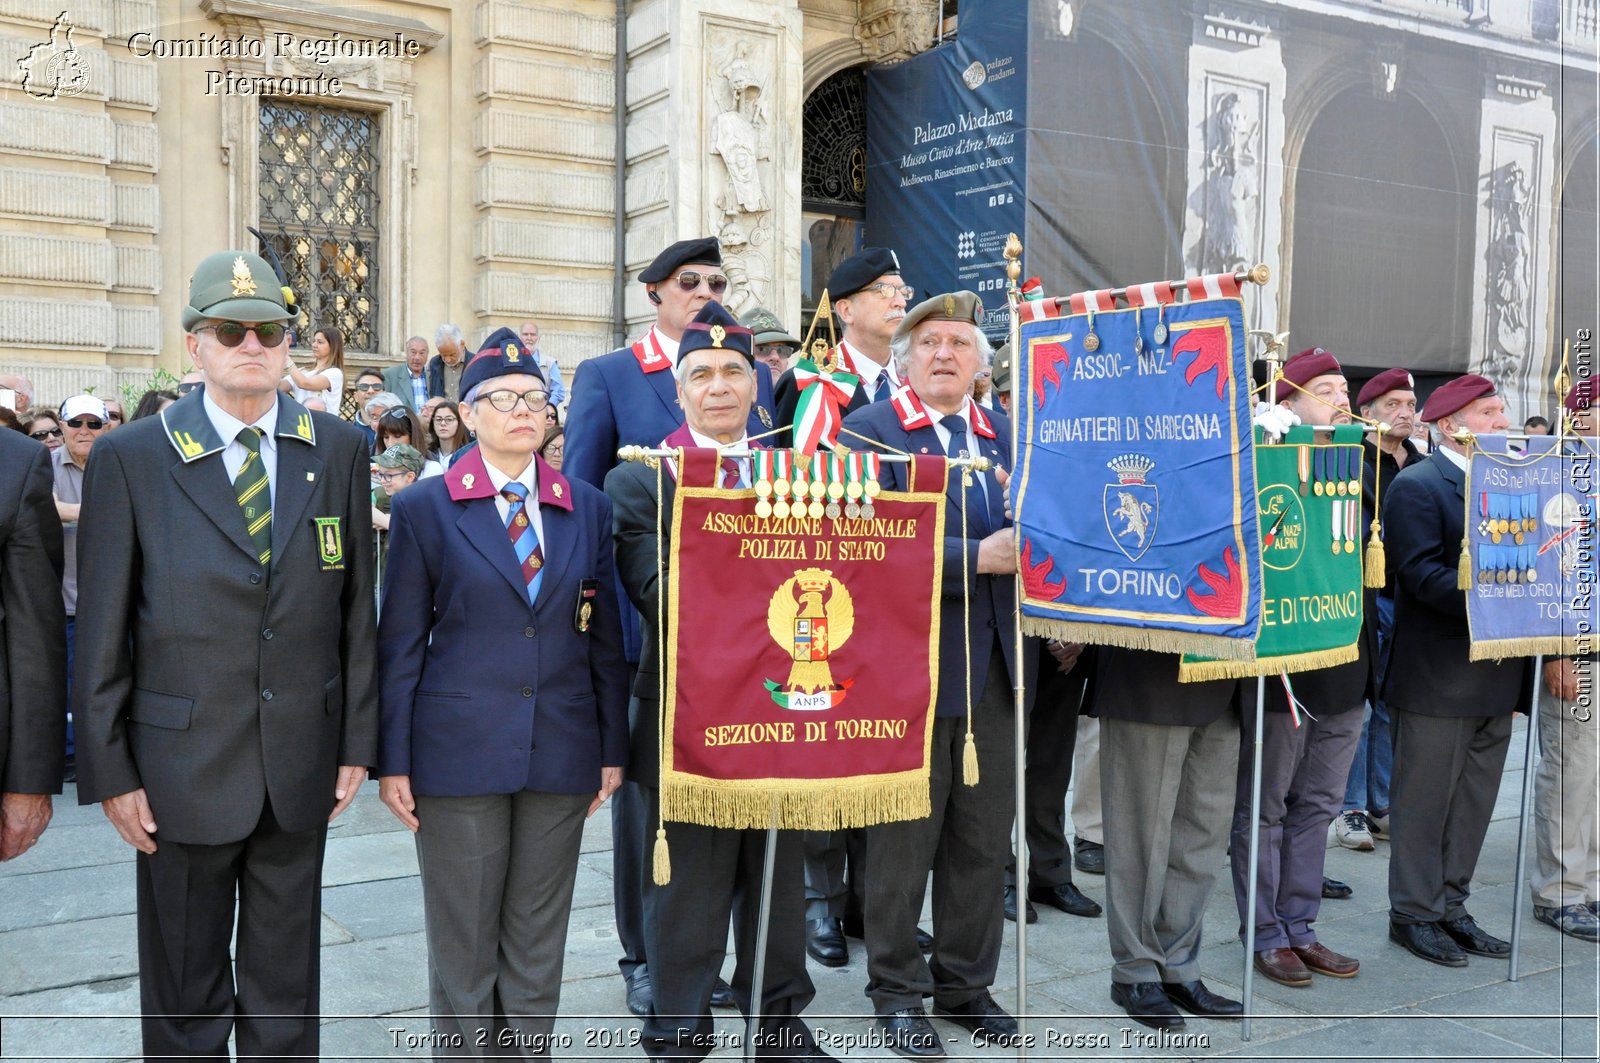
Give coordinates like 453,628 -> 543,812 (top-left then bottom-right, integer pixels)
1478,491 -> 1541,585
1296,445 -> 1362,554
751,450 -> 884,521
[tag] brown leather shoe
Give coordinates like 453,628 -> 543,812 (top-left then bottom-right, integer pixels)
1254,947 -> 1312,987
1292,941 -> 1360,978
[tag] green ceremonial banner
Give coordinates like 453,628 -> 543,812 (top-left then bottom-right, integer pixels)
1180,425 -> 1366,681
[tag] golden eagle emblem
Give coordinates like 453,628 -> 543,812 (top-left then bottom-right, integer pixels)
766,567 -> 855,696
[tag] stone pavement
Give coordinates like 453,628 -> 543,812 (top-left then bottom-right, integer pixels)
2,717 -> 1595,1062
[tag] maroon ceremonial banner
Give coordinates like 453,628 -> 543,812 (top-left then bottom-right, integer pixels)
661,449 -> 947,830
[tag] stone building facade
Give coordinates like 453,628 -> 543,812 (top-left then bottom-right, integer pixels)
0,0 -> 1592,417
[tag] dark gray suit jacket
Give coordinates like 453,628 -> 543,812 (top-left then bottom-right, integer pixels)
606,459 -> 673,789
0,431 -> 67,796
73,390 -> 379,844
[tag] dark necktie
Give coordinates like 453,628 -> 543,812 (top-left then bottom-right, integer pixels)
501,483 -> 545,604
873,373 -> 893,405
720,456 -> 746,489
945,415 -> 990,535
233,427 -> 272,568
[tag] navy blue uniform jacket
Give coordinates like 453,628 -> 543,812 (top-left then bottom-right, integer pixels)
840,393 -> 1035,717
377,447 -> 629,796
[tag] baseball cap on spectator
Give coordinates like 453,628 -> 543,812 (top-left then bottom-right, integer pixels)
376,443 -> 423,474
61,395 -> 109,422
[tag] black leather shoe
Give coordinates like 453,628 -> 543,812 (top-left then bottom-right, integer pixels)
1029,881 -> 1102,917
1074,839 -> 1105,875
934,990 -> 1020,1045
625,968 -> 652,1018
1389,920 -> 1468,967
877,1008 -> 945,1058
806,917 -> 849,966
1440,914 -> 1511,957
710,976 -> 736,1008
1003,885 -> 1037,924
1110,981 -> 1184,1030
1160,979 -> 1243,1018
916,926 -> 934,953
1321,876 -> 1353,899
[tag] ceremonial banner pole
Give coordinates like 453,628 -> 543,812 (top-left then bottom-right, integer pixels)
1004,233 -> 1029,1055
1508,653 -> 1544,981
745,805 -> 780,1061
1241,334 -> 1284,1042
1038,266 -> 1270,316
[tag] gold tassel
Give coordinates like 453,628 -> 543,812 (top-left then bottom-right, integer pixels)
652,827 -> 671,885
1364,519 -> 1385,588
1457,532 -> 1474,590
962,731 -> 980,786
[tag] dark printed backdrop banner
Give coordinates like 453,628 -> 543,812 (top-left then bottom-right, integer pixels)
662,449 -> 948,829
1180,426 -> 1366,681
1012,286 -> 1261,660
1466,435 -> 1599,661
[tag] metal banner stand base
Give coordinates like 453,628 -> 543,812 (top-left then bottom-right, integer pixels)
1507,654 -> 1544,982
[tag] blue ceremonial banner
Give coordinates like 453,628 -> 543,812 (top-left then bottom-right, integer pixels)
1012,286 -> 1261,660
1466,435 -> 1599,660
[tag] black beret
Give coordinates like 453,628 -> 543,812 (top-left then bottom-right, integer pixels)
461,326 -> 547,399
828,247 -> 902,300
638,237 -> 722,284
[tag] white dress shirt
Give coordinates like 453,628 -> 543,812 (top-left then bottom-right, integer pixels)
688,427 -> 752,488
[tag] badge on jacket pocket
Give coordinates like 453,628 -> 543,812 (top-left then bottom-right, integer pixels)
576,578 -> 599,633
313,517 -> 345,571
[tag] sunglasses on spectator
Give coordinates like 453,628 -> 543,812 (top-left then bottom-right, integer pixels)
195,322 -> 288,347
670,270 -> 729,295
176,381 -> 200,395
354,381 -> 384,392
30,426 -> 62,440
66,418 -> 105,431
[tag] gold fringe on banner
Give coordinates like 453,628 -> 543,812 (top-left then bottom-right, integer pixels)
1177,641 -> 1360,683
1469,635 -> 1583,663
1364,519 -> 1386,589
1019,615 -> 1259,662
659,775 -> 932,831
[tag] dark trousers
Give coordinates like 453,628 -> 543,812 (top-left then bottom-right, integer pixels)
1229,705 -> 1363,950
612,778 -> 650,980
1007,645 -> 1084,888
1388,709 -> 1512,924
864,648 -> 1015,1014
641,788 -> 817,1062
801,828 -> 866,923
136,798 -> 325,1061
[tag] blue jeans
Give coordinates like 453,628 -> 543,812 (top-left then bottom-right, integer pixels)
1342,595 -> 1394,815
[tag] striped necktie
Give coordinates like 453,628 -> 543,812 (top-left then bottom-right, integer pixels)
501,482 -> 545,604
234,427 -> 272,568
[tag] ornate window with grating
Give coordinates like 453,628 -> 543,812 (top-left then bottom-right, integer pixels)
802,66 -> 868,319
258,101 -> 382,353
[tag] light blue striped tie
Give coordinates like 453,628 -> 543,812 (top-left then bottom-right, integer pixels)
501,482 -> 544,604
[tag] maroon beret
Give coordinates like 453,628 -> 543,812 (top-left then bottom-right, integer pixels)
1565,377 -> 1598,413
1420,373 -> 1497,422
1356,367 -> 1416,408
1274,347 -> 1343,403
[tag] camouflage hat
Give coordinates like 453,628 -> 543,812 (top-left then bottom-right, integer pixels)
740,306 -> 799,348
181,251 -> 294,331
376,442 -> 424,474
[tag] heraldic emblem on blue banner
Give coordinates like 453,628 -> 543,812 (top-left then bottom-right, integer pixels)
1011,281 -> 1262,661
1466,434 -> 1599,661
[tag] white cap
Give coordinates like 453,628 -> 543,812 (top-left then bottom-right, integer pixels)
60,395 -> 109,422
